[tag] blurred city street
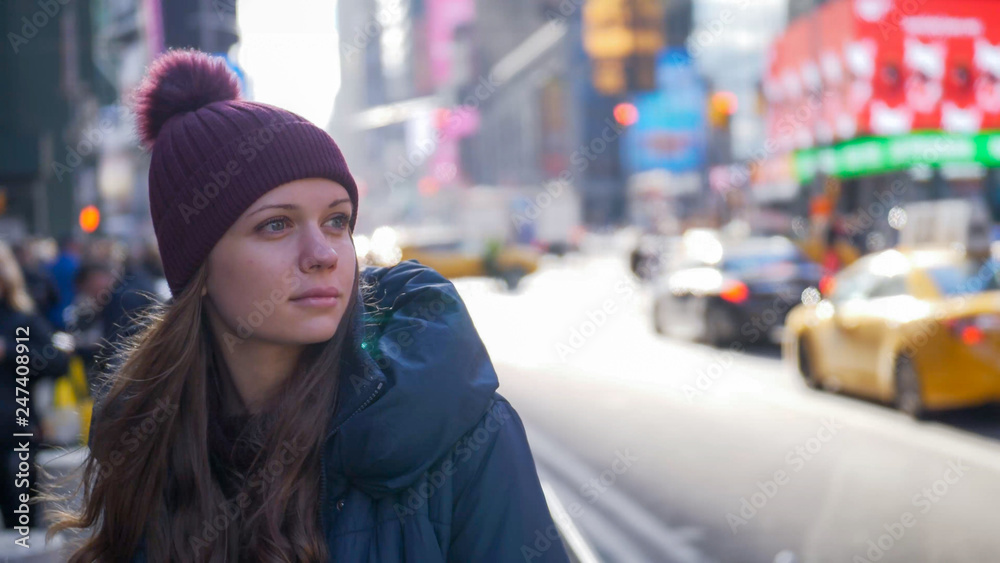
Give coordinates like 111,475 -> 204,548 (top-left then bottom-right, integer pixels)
454,235 -> 1000,563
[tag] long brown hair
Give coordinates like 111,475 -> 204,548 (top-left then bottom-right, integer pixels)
44,255 -> 366,562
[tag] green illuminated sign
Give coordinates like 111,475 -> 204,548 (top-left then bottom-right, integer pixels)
793,132 -> 1000,183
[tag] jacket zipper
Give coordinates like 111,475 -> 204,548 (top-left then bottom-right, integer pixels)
318,380 -> 385,534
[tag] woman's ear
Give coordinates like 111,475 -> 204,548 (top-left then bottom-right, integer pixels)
201,286 -> 208,297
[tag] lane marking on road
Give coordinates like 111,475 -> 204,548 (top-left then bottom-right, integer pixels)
537,466 -> 653,562
540,479 -> 603,563
526,423 -> 715,563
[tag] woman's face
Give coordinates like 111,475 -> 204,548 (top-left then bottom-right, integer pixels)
203,178 -> 356,348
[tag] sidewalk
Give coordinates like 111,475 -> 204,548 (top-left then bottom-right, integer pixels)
0,448 -> 86,561
0,530 -> 67,562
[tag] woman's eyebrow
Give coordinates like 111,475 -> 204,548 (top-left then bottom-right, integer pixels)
248,198 -> 352,217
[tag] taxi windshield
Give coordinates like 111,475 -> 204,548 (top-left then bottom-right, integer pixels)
925,258 -> 1000,296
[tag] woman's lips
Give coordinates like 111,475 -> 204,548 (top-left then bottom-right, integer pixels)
290,296 -> 339,307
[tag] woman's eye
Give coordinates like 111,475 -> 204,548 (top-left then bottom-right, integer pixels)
257,214 -> 348,234
326,214 -> 349,230
259,217 -> 289,233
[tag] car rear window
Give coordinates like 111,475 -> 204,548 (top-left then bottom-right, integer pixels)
925,259 -> 1000,295
722,248 -> 803,271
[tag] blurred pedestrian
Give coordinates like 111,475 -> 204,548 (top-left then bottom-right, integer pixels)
136,236 -> 172,302
822,223 -> 843,276
48,49 -> 569,563
12,239 -> 60,322
63,258 -> 157,391
105,242 -> 160,348
0,240 -> 71,530
47,234 -> 82,331
64,262 -> 116,384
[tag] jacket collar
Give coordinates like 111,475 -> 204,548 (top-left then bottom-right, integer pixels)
321,261 -> 500,498
323,285 -> 387,442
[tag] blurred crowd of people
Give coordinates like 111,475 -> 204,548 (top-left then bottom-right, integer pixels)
0,234 -> 167,529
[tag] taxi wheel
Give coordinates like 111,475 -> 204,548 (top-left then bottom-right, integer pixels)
797,336 -> 821,389
894,355 -> 927,420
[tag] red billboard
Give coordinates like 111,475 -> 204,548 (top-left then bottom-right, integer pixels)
763,0 -> 1000,148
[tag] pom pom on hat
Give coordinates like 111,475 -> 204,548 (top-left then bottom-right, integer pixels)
132,49 -> 241,148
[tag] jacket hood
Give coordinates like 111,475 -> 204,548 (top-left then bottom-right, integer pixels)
323,260 -> 500,498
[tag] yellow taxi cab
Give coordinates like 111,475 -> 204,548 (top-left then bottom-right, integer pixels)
783,246 -> 1000,418
359,225 -> 540,290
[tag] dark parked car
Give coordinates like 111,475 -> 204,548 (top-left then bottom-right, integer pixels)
652,236 -> 822,346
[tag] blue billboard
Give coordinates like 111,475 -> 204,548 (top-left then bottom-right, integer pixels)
622,48 -> 707,174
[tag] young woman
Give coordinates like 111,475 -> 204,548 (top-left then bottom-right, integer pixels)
46,49 -> 570,562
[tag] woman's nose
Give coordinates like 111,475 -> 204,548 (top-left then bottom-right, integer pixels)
299,227 -> 338,272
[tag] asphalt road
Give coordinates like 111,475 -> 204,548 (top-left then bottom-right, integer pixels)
455,249 -> 1000,563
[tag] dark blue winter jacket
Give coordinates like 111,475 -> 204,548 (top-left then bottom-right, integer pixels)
122,259 -> 570,562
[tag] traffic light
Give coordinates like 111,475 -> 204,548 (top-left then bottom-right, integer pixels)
708,91 -> 738,128
583,0 -> 632,59
593,59 -> 627,95
613,102 -> 639,126
583,0 -> 664,95
708,91 -> 737,165
79,205 -> 100,233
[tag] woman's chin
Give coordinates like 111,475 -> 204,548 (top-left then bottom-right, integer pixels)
285,324 -> 341,345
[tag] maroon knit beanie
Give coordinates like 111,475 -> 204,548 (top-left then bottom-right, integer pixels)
132,48 -> 359,299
